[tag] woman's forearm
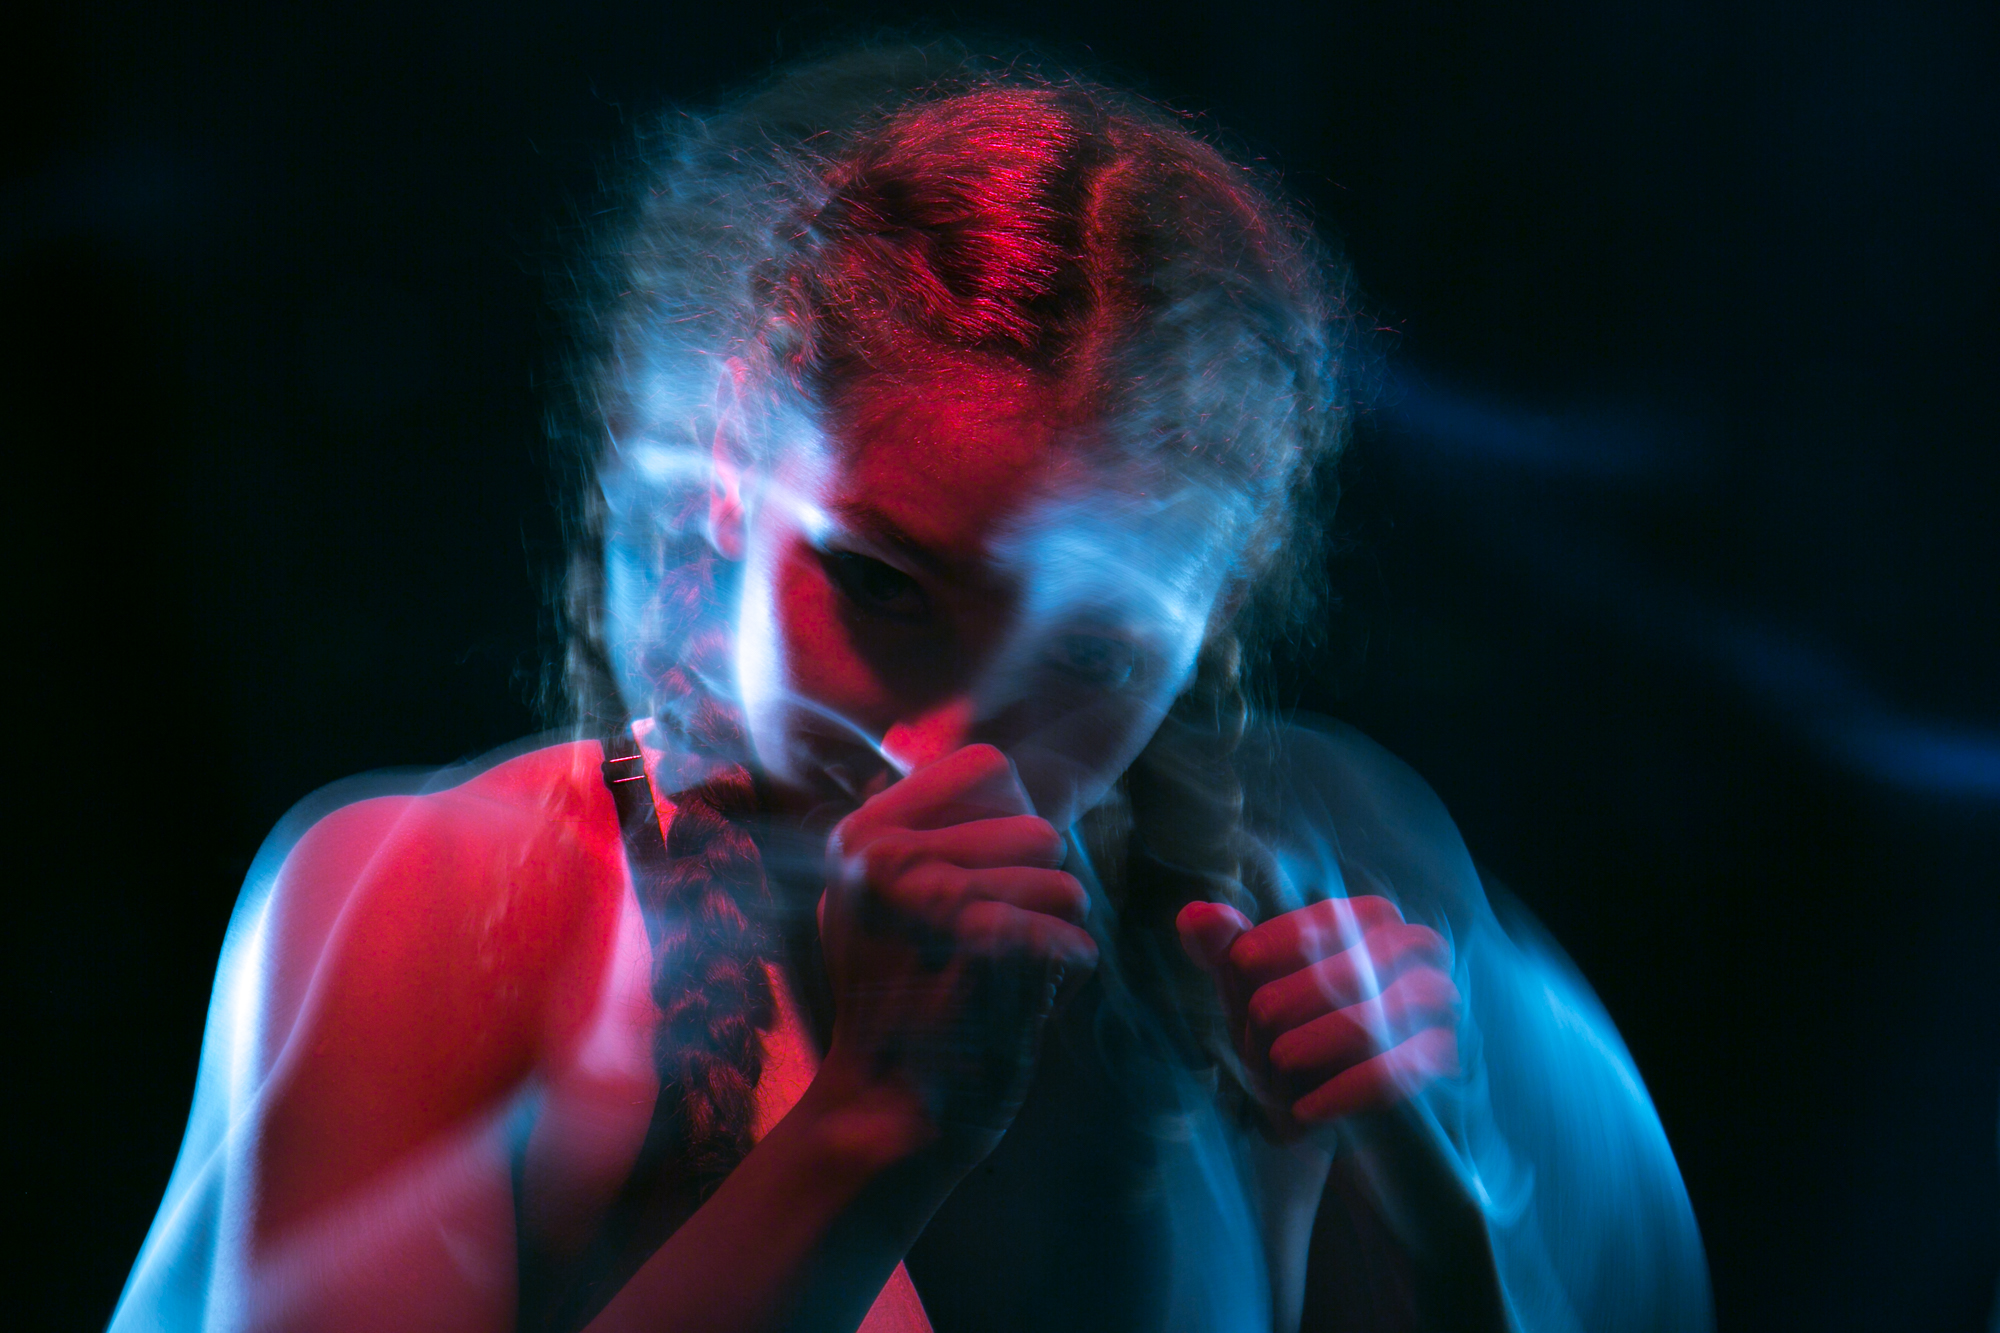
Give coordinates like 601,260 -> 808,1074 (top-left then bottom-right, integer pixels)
585,1072 -> 950,1333
1330,1107 -> 1510,1333
1243,1132 -> 1337,1333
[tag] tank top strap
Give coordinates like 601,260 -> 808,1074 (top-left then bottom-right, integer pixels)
600,726 -> 673,882
587,726 -> 933,1333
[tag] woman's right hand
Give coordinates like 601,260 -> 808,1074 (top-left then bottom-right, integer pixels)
814,744 -> 1098,1172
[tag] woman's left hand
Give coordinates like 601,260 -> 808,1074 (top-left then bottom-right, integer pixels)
1177,895 -> 1460,1127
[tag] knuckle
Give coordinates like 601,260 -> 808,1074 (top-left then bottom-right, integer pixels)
1433,1029 -> 1461,1075
1027,817 -> 1064,859
859,838 -> 901,883
1344,898 -> 1384,932
1226,929 -> 1269,976
1402,922 -> 1448,956
1247,984 -> 1286,1033
958,896 -> 1009,934
1037,920 -> 1089,964
1350,894 -> 1403,928
1407,965 -> 1456,1002
1423,975 -> 1464,1021
919,865 -> 970,916
1367,920 -> 1428,959
963,743 -> 1010,777
1288,913 -> 1330,955
1393,1028 -> 1456,1083
1316,904 -> 1365,950
1267,1031 -> 1308,1073
1025,915 -> 1066,956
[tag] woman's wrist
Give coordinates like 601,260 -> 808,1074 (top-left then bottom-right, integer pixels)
787,1064 -> 942,1183
586,1064 -> 948,1332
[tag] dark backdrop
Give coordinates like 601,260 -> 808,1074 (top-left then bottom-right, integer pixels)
11,2 -> 1998,1329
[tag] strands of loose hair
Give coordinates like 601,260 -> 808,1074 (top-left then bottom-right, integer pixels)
561,45 -> 1360,1175
1119,634 -> 1290,1099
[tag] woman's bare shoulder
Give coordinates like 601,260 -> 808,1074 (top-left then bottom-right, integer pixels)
269,736 -> 613,909
244,738 -> 631,1226
263,737 -> 626,1015
1240,717 -> 1462,851
1239,715 -> 1482,919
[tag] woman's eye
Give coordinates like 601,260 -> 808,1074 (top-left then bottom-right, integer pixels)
1049,633 -> 1138,689
822,550 -> 930,620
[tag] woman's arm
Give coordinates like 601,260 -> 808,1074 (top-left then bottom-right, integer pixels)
587,743 -> 1099,1333
109,784 -> 549,1333
582,1058 -> 944,1333
113,741 -> 1092,1333
108,760 -> 938,1333
1241,719 -> 1711,1333
1182,891 -> 1488,1333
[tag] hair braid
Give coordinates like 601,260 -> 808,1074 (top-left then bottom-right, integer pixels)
641,699 -> 776,1186
1120,634 -> 1285,1091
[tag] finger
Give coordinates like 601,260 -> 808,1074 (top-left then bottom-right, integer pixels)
963,868 -> 1089,923
956,899 -> 1101,973
1265,968 -> 1461,1084
876,863 -> 1089,928
857,817 -> 1066,878
1291,1025 -> 1459,1123
1226,896 -> 1407,988
1245,922 -> 1451,1034
1177,900 -> 1254,973
877,744 -> 1033,831
834,746 -> 1033,854
1227,898 -> 1424,988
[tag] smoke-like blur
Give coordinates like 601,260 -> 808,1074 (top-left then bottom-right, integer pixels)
1380,370 -> 2000,801
107,715 -> 1710,1331
16,2 -> 1997,1330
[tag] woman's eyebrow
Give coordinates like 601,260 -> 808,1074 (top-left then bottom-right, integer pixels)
826,501 -> 959,578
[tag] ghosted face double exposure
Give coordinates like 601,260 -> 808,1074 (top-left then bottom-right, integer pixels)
733,362 -> 1233,829
105,54 -> 1715,1333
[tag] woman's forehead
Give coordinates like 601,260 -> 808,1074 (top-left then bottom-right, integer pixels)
808,362 -> 1243,627
824,364 -> 1074,560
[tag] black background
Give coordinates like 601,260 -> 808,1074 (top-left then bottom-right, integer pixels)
11,2 -> 1998,1329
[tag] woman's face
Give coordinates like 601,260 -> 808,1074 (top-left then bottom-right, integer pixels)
731,364 -> 1238,829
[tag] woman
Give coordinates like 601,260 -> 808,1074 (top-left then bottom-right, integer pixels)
112,48 -> 1710,1333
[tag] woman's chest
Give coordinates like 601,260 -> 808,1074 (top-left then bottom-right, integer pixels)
515,905 -> 933,1332
514,878 -> 666,1260
518,920 -> 1273,1333
905,995 -> 1274,1333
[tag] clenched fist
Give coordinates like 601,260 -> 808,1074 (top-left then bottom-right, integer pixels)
818,745 -> 1099,1167
1177,894 -> 1459,1126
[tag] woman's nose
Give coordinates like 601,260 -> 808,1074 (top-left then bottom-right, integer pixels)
881,696 -> 977,773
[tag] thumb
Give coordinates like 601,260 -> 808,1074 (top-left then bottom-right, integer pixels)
1177,900 -> 1254,973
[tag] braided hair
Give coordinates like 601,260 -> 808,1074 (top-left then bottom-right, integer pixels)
563,46 -> 1357,1174
650,760 -> 774,1185
1112,634 -> 1294,1099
